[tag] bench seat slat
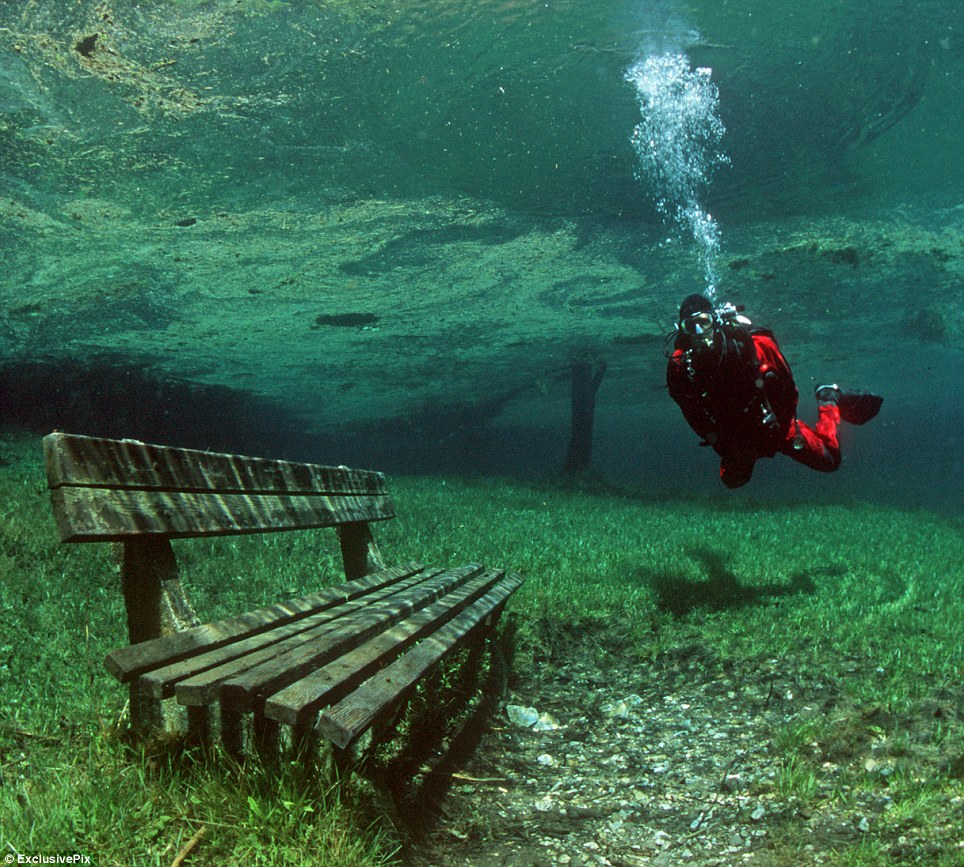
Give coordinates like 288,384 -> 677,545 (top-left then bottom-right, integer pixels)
50,486 -> 395,542
264,568 -> 507,727
212,565 -> 489,711
140,566 -> 449,699
44,433 -> 388,496
105,562 -> 425,682
317,573 -> 525,749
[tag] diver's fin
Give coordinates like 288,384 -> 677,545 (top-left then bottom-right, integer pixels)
837,390 -> 883,425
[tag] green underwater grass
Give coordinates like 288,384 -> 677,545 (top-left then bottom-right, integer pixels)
0,428 -> 961,864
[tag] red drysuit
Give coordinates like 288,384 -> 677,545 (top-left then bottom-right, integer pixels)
667,327 -> 841,488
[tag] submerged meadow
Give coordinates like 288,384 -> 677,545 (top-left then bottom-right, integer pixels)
0,428 -> 961,864
1,2 -> 961,862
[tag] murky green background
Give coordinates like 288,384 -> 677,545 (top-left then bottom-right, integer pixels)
1,0 -> 961,508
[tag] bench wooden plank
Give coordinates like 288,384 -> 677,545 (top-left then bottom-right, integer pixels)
317,573 -> 525,749
106,561 -> 426,682
139,566 -> 449,699
214,565 -> 489,712
264,568 -> 508,727
44,433 -> 388,496
49,486 -> 395,542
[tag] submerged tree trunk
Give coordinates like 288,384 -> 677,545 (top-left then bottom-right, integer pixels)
563,356 -> 607,475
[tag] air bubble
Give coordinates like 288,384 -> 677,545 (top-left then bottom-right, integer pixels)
626,52 -> 729,298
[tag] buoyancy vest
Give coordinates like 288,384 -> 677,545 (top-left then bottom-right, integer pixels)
668,324 -> 799,456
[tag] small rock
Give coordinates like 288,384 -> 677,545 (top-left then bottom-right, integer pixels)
751,805 -> 766,822
507,705 -> 540,727
534,711 -> 562,731
602,694 -> 644,719
857,815 -> 870,833
537,753 -> 555,766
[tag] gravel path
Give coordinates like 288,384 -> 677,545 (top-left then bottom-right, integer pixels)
395,640 -> 962,866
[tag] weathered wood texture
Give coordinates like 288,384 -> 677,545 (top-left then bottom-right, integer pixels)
337,521 -> 386,580
116,537 -> 202,730
118,537 -> 198,644
45,432 -> 524,751
316,573 -> 524,748
105,561 -> 522,748
265,568 -> 507,727
44,432 -> 388,495
44,433 -> 395,542
106,561 -> 427,682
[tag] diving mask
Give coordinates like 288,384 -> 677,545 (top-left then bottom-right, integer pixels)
680,310 -> 716,340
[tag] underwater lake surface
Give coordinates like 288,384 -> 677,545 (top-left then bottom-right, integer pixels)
0,0 -> 961,505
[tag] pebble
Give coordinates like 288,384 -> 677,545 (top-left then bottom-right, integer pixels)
601,694 -> 644,719
534,712 -> 562,731
423,656 -> 929,866
506,704 -> 561,731
507,704 -> 540,727
653,829 -> 672,849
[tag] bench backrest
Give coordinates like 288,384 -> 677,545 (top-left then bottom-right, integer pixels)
44,433 -> 396,543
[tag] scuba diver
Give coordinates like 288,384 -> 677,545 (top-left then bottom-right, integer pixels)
666,294 -> 883,488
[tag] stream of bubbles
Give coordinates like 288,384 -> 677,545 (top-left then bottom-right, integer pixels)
625,50 -> 728,300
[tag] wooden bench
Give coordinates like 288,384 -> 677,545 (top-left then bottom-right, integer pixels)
43,432 -> 523,755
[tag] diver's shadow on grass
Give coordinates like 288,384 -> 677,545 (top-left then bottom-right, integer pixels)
650,547 -> 828,617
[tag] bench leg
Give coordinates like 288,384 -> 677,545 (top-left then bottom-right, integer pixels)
186,705 -> 213,747
253,711 -> 280,760
337,522 -> 385,579
129,681 -> 163,736
117,539 -> 200,739
118,539 -> 199,644
220,701 -> 244,760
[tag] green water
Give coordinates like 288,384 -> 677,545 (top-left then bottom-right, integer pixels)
0,6 -> 961,858
0,0 -> 961,509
